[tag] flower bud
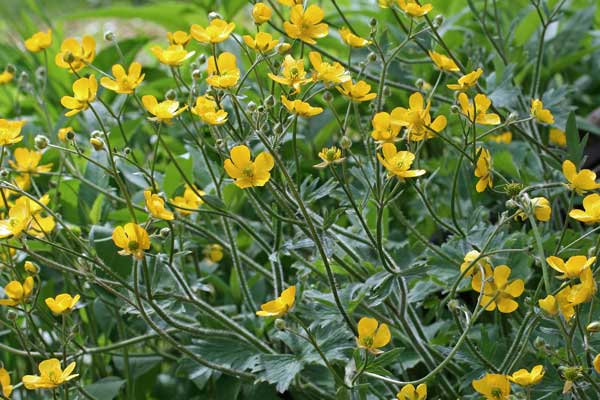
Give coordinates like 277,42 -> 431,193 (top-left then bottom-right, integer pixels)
256,105 -> 265,114
19,71 -> 29,83
35,66 -> 46,81
5,64 -> 16,74
91,130 -> 102,138
383,86 -> 391,97
415,78 -> 424,89
192,69 -> 202,80
62,51 -> 75,64
340,135 -> 352,150
104,31 -> 115,41
447,299 -> 460,311
273,123 -> 283,135
504,182 -> 524,197
247,101 -> 257,112
533,336 -> 545,349
264,95 -> 275,108
450,104 -> 460,114
276,43 -> 292,55
208,11 -> 222,20
6,310 -> 17,321
433,14 -> 444,28
587,321 -> 600,333
367,52 -> 377,63
24,261 -> 39,274
369,17 -> 377,27
90,137 -> 105,151
0,169 -> 9,178
165,89 -> 177,101
506,112 -> 518,124
274,318 -> 286,331
322,91 -> 333,103
123,147 -> 132,155
561,366 -> 582,382
198,54 -> 207,64
160,227 -> 171,238
34,134 -> 49,150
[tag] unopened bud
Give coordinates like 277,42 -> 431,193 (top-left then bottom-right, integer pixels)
561,366 -> 582,382
433,14 -> 444,28
34,134 -> 49,150
160,227 -> 171,238
123,147 -> 131,155
273,123 -> 283,135
192,69 -> 201,80
165,89 -> 177,101
208,12 -> 222,20
6,310 -> 17,321
447,299 -> 460,311
587,321 -> 600,333
274,318 -> 286,330
0,169 -> 9,178
340,135 -> 352,150
450,104 -> 460,114
322,91 -> 333,103
24,261 -> 39,274
415,78 -> 424,89
506,112 -> 518,124
264,95 -> 275,108
198,54 -> 207,64
104,31 -> 115,41
90,137 -> 104,151
35,66 -> 46,81
256,105 -> 265,114
276,42 -> 292,54
5,64 -> 16,74
533,336 -> 545,349
247,101 -> 257,112
367,52 -> 377,63
369,17 -> 377,27
504,182 -> 524,197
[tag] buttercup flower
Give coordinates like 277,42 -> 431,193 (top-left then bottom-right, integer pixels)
0,69 -> 13,84
474,147 -> 493,192
22,359 -> 78,390
377,143 -> 426,179
488,131 -> 512,144
171,185 -> 205,215
460,250 -> 492,278
392,92 -> 447,141
284,5 -> 329,45
397,0 -> 433,17
191,95 -> 228,125
336,80 -> 377,102
243,32 -> 278,53
252,3 -> 272,24
100,62 -> 144,94
458,93 -> 501,125
0,202 -> 32,238
594,354 -> 600,374
547,255 -> 595,280
167,30 -> 191,46
256,286 -> 296,317
315,146 -> 345,168
224,145 -> 275,188
0,119 -> 26,145
356,317 -> 391,354
569,194 -> 600,224
206,52 -> 240,89
61,75 -> 97,117
151,44 -> 195,66
0,276 -> 34,306
55,36 -> 96,72
309,51 -> 350,86
371,111 -> 402,143
562,160 -> 600,194
9,147 -> 53,190
472,373 -> 510,399
447,68 -> 483,91
397,383 -> 427,399
205,244 -> 224,263
0,368 -> 12,398
45,293 -> 80,315
281,96 -> 323,117
112,223 -> 151,260
567,268 -> 597,305
549,128 -> 566,147
472,265 -> 524,313
144,191 -> 174,220
339,27 -> 371,47
538,294 -> 558,315
268,55 -> 311,94
191,19 -> 235,43
429,50 -> 459,72
531,99 -> 554,124
516,196 -> 551,222
509,365 -> 544,386
25,29 -> 52,52
142,95 -> 188,123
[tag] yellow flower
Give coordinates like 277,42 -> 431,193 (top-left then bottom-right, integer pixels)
9,147 -> 53,182
224,145 -> 275,189
356,317 -> 391,354
429,50 -> 459,72
516,196 -> 551,222
509,365 -> 544,387
167,30 -> 191,46
549,128 -> 566,147
458,93 -> 501,125
314,146 -> 345,168
22,359 -> 78,390
144,191 -> 174,221
191,95 -> 228,125
281,95 -> 323,117
45,293 -> 80,315
488,131 -> 512,144
0,368 -> 12,398
0,69 -> 13,84
472,374 -> 510,400
243,32 -> 278,53
396,383 -> 427,400
28,214 -> 55,238
268,55 -> 311,94
100,62 -> 144,94
397,0 -> 433,17
562,160 -> 600,194
339,27 -> 371,47
309,51 -> 350,86
55,36 -> 96,72
531,99 -> 554,124
594,354 -> 600,374
58,127 -> 75,142
0,119 -> 26,146
24,261 -> 39,274
61,75 -> 97,117
141,95 -> 188,123
447,68 -> 483,91
204,244 -> 224,263
371,111 -> 402,143
474,147 -> 493,192
206,52 -> 240,89
567,268 -> 597,305
0,202 -> 32,238
472,265 -> 524,313
171,185 -> 205,215
112,223 -> 151,260
25,29 -> 52,52
377,143 -> 426,179
460,250 -> 492,278
569,193 -> 600,224
538,294 -> 558,315
336,80 -> 377,102
256,286 -> 296,317
392,92 -> 447,141
253,2 -> 272,25
278,0 -> 303,5
547,255 -> 595,280
150,44 -> 195,66
284,5 -> 329,45
0,276 -> 34,306
191,19 -> 235,44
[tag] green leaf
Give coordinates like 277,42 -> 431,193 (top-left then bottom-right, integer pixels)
83,377 -> 125,400
566,112 -> 584,163
253,354 -> 304,393
89,194 -> 105,225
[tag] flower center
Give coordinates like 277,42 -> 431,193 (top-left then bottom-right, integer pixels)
128,240 -> 139,251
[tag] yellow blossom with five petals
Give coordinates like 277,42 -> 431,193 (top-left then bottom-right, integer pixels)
61,75 -> 97,117
243,32 -> 278,53
472,265 -> 524,313
191,19 -> 235,44
336,80 -> 377,102
22,359 -> 79,390
141,95 -> 188,123
397,383 -> 427,400
0,276 -> 34,306
191,95 -> 228,125
207,52 -> 240,89
112,223 -> 151,260
281,95 -> 323,117
256,286 -> 296,317
509,365 -> 545,387
0,119 -> 26,145
144,191 -> 174,221
224,145 -> 275,188
167,31 -> 191,46
339,27 -> 371,47
55,36 -> 96,72
393,92 -> 447,141
45,293 -> 80,315
429,50 -> 459,72
531,99 -> 554,124
284,5 -> 329,45
458,93 -> 501,125
562,160 -> 600,194
309,51 -> 350,86
546,255 -> 596,280
268,55 -> 311,94
377,143 -> 426,179
447,68 -> 483,91
356,317 -> 391,354
569,193 -> 600,224
472,374 -> 510,400
397,0 -> 433,17
151,44 -> 195,66
100,62 -> 144,94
